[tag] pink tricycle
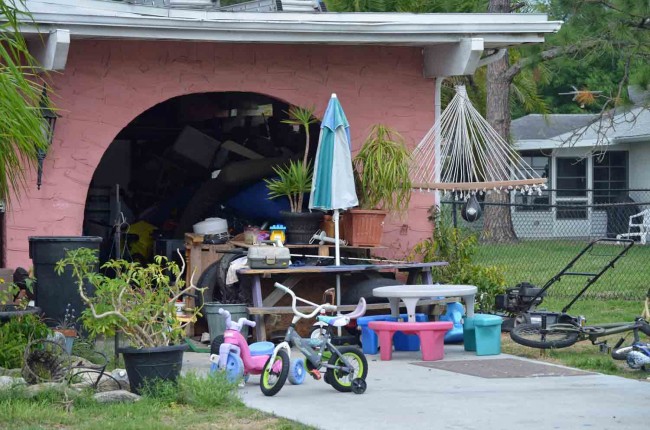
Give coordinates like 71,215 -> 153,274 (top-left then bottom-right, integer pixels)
209,308 -> 305,396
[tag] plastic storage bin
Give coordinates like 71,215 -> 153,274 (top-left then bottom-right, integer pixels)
357,313 -> 428,354
463,317 -> 477,351
394,313 -> 429,351
357,315 -> 397,354
474,314 -> 503,356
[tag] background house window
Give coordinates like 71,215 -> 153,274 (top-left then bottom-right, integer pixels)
515,151 -> 550,211
593,151 -> 628,204
556,158 -> 587,197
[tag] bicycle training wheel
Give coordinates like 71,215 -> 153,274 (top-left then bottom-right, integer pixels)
327,346 -> 368,393
510,323 -> 580,349
260,349 -> 289,397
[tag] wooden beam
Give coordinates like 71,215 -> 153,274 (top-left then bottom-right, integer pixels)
412,177 -> 547,191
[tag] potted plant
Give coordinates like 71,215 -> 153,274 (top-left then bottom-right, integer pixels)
265,105 -> 322,243
344,124 -> 412,246
51,303 -> 77,355
55,248 -> 204,394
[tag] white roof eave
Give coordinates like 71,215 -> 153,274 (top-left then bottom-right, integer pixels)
19,0 -> 562,47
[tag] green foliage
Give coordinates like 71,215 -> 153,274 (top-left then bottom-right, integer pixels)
411,208 -> 506,312
0,275 -> 34,309
265,160 -> 313,213
353,124 -> 412,215
55,248 -> 203,349
138,372 -> 239,409
531,0 -> 650,112
0,314 -> 51,369
0,0 -> 53,204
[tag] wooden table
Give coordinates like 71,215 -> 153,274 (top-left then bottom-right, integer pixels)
237,262 -> 448,341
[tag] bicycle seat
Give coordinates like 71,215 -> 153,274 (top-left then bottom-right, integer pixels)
317,315 -> 351,327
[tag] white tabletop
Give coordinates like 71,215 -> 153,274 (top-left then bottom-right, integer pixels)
373,284 -> 477,298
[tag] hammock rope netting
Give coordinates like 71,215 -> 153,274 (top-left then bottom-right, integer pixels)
410,85 -> 547,200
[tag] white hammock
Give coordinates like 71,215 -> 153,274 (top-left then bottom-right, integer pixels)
410,85 -> 547,198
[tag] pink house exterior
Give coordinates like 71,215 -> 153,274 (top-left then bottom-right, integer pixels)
5,1 -> 560,268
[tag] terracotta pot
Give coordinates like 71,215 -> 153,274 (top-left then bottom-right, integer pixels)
321,215 -> 335,238
54,328 -> 77,338
341,209 -> 387,247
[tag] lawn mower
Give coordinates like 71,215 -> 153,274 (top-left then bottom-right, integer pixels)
495,238 -> 635,331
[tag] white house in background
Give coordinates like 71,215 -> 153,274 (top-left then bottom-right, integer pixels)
511,100 -> 650,239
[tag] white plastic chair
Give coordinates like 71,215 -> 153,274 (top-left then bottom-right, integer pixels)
617,209 -> 650,245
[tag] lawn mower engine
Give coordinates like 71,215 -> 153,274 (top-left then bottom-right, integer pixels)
495,282 -> 546,317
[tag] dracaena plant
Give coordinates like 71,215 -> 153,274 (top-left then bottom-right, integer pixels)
55,248 -> 204,349
353,124 -> 412,216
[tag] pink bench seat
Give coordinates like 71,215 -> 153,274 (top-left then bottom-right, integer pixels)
368,321 -> 453,361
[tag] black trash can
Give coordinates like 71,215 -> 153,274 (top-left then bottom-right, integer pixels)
28,236 -> 102,328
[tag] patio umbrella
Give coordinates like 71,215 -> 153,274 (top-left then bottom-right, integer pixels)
309,93 -> 358,312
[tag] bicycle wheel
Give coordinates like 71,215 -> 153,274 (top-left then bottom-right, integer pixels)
260,349 -> 289,397
510,323 -> 580,349
326,346 -> 368,393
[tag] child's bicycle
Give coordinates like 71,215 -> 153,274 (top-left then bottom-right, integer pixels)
265,282 -> 369,395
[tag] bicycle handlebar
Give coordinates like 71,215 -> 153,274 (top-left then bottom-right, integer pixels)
274,282 -> 336,319
218,308 -> 256,331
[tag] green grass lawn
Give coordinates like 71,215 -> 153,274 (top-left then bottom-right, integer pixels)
0,373 -> 313,430
474,240 -> 650,302
474,240 -> 649,378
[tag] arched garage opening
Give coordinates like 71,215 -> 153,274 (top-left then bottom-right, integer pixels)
83,91 -> 320,264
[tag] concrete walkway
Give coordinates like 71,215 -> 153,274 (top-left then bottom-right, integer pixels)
183,346 -> 649,430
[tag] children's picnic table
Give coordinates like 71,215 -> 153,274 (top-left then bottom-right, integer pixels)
373,284 -> 478,322
237,262 -> 448,341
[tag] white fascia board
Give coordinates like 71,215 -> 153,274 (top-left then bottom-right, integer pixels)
20,0 -> 561,47
28,28 -> 70,71
423,38 -> 484,77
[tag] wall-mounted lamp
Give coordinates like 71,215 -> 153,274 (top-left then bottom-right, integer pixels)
37,87 -> 58,190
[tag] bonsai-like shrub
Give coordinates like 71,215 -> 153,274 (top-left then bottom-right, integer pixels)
353,124 -> 412,216
265,105 -> 317,213
265,160 -> 313,213
55,248 -> 203,349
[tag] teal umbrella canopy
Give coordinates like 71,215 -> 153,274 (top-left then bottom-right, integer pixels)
309,94 -> 358,211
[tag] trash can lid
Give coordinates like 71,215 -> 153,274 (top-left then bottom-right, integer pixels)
474,314 -> 503,326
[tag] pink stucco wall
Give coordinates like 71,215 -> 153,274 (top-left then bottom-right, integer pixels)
5,40 -> 436,268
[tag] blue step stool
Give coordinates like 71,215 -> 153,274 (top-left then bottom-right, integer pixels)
440,302 -> 464,344
463,317 -> 477,351
358,313 -> 428,354
474,314 -> 503,356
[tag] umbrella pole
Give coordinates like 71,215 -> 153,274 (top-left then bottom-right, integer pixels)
334,209 -> 342,336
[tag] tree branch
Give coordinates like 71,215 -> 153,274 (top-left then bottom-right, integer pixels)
505,40 -> 599,82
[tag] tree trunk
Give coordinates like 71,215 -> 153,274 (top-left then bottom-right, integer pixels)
481,0 -> 518,243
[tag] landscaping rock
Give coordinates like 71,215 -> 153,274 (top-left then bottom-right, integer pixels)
93,390 -> 141,403
0,375 -> 26,389
70,371 -> 130,392
24,382 -> 81,398
0,367 -> 23,378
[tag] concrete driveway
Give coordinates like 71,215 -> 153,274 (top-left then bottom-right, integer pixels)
183,345 -> 649,430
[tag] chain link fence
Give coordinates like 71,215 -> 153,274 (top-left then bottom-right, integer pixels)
441,189 -> 650,301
